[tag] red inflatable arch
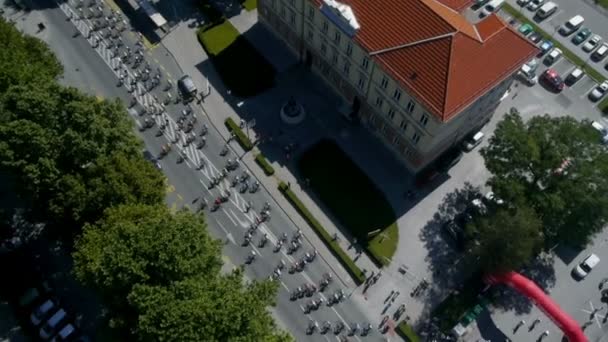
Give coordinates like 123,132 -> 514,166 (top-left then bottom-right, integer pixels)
484,271 -> 587,342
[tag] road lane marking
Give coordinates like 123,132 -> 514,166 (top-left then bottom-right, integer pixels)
221,207 -> 237,226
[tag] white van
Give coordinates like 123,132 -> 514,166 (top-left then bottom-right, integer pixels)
480,0 -> 504,17
573,254 -> 600,279
559,15 -> 585,36
536,2 -> 558,20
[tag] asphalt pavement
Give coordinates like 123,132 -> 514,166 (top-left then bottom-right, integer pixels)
5,0 -> 387,340
504,0 -> 608,80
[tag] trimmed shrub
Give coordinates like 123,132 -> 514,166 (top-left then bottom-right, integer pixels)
278,182 -> 366,285
255,154 -> 274,176
395,322 -> 420,342
224,118 -> 253,151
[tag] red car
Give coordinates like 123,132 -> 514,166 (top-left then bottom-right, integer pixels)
541,69 -> 564,92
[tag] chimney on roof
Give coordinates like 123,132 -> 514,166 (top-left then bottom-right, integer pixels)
409,72 -> 418,81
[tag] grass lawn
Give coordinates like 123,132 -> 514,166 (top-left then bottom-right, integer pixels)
241,0 -> 257,11
197,21 -> 275,97
298,139 -> 398,265
597,0 -> 608,10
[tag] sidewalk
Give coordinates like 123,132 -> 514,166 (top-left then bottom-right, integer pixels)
160,13 -> 381,290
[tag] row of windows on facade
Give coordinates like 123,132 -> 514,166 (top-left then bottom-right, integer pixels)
375,95 -> 429,125
374,116 -> 416,158
374,95 -> 427,145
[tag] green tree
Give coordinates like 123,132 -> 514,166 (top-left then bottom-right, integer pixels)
0,83 -> 163,229
73,204 -> 223,307
74,204 -> 290,340
128,274 -> 292,342
0,18 -> 63,91
466,206 -> 543,273
481,113 -> 608,247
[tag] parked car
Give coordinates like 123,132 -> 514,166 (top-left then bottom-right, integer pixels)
573,254 -> 600,279
572,28 -> 591,45
541,69 -> 564,92
517,59 -> 539,85
475,0 -> 491,7
142,150 -> 161,170
559,15 -> 584,36
591,43 -> 608,62
528,32 -> 542,44
40,309 -> 70,340
518,23 -> 533,36
50,323 -> 78,342
588,81 -> 608,101
516,0 -> 531,6
527,0 -> 545,11
582,34 -> 602,53
462,131 -> 485,151
535,1 -> 558,20
177,75 -> 197,100
30,300 -> 57,326
565,67 -> 584,86
437,147 -> 463,172
544,48 -> 562,65
538,40 -> 553,56
480,0 -> 505,17
591,121 -> 608,144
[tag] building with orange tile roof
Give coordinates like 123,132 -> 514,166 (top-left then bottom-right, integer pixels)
258,0 -> 538,172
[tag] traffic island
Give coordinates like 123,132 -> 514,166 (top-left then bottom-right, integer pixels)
278,182 -> 366,285
297,139 -> 398,266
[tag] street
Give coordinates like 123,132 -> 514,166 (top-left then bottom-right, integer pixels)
0,0 -> 390,340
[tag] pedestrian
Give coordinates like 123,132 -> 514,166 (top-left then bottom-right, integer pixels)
287,182 -> 291,189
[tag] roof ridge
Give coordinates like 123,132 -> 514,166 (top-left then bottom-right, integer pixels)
443,35 -> 456,117
370,32 -> 455,56
419,0 -> 481,42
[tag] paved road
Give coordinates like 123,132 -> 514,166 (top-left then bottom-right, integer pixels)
9,0 -> 384,340
504,0 -> 608,80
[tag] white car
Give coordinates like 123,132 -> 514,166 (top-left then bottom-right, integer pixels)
527,0 -> 544,11
582,34 -> 602,52
589,81 -> 608,101
544,48 -> 563,65
573,254 -> 600,279
591,121 -> 608,144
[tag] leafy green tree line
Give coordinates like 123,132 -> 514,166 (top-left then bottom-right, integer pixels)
465,112 -> 608,273
0,18 -> 290,341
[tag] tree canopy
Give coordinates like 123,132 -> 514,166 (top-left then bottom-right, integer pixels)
481,112 -> 608,247
0,18 -> 63,91
73,204 -> 290,341
466,206 -> 543,273
0,82 -> 164,230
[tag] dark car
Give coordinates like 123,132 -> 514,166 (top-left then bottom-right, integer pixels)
528,31 -> 542,44
437,147 -> 463,172
143,150 -> 162,170
177,75 -> 198,100
442,212 -> 474,250
537,40 -> 554,57
572,27 -> 591,45
541,69 -> 564,92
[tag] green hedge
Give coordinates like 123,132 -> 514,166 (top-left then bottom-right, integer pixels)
278,182 -> 366,285
255,154 -> 274,176
599,97 -> 608,114
395,322 -> 421,342
224,118 -> 253,151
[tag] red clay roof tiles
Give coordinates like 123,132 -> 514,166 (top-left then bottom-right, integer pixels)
310,0 -> 538,121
